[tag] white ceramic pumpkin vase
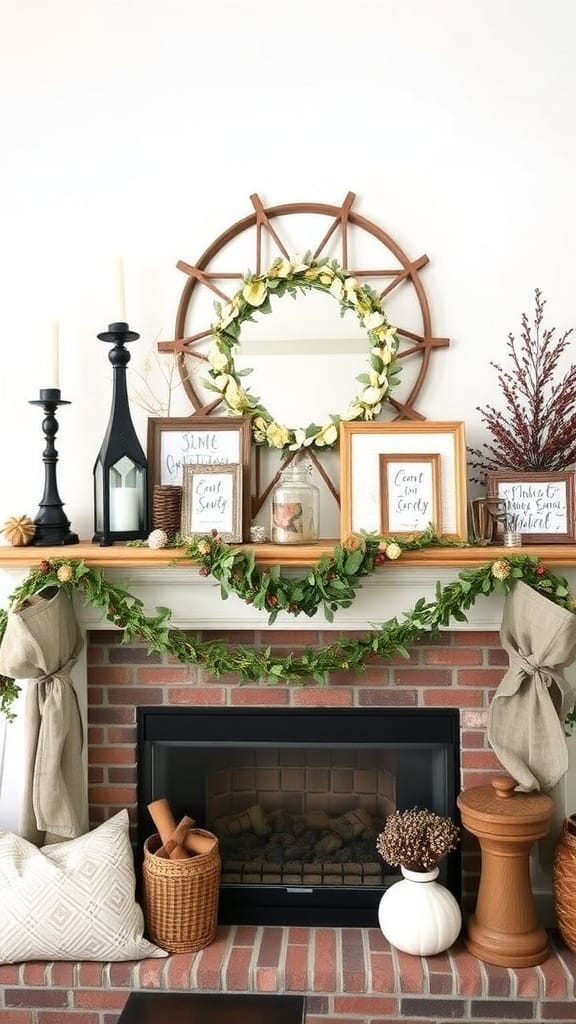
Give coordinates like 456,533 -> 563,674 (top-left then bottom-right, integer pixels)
378,865 -> 462,956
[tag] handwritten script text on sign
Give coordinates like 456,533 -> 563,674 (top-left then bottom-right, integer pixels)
190,473 -> 234,533
497,480 -> 568,533
161,430 -> 240,485
382,456 -> 438,533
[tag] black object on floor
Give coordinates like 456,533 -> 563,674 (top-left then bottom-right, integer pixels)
117,992 -> 306,1024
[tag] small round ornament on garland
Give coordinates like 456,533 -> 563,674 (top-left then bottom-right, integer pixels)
2,514 -> 36,546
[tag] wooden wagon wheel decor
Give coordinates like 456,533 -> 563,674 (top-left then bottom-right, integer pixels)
159,191 -> 449,517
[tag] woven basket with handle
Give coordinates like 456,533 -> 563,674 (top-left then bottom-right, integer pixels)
553,813 -> 576,951
142,829 -> 221,953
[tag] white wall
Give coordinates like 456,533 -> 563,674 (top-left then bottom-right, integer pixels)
1,0 -> 576,538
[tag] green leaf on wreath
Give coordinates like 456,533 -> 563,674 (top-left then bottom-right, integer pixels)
343,548 -> 365,574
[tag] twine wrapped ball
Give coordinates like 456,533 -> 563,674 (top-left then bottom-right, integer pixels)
147,529 -> 169,550
2,515 -> 36,546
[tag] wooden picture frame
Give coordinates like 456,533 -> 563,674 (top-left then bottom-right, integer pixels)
379,453 -> 441,536
181,463 -> 243,542
487,471 -> 576,543
147,416 -> 251,540
339,421 -> 468,542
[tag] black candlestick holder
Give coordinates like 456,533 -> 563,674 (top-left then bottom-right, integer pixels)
29,388 -> 79,546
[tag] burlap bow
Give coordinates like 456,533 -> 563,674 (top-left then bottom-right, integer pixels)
0,587 -> 85,844
487,580 -> 576,793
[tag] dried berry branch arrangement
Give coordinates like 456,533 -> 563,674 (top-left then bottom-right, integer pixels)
468,289 -> 576,485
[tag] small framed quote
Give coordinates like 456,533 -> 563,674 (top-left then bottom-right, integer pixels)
487,471 -> 576,543
379,453 -> 441,536
181,464 -> 243,543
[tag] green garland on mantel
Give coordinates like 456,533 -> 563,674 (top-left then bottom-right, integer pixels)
178,526 -> 459,623
0,530 -> 575,729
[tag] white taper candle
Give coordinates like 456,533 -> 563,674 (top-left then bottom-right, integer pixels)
47,320 -> 60,390
115,257 -> 126,322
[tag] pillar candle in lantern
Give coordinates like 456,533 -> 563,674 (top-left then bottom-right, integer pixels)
109,485 -> 139,532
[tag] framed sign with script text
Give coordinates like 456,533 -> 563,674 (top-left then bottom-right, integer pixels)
487,471 -> 576,543
147,416 -> 251,540
181,463 -> 243,542
379,453 -> 441,535
339,421 -> 468,542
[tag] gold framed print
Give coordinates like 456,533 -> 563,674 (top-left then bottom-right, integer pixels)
181,463 -> 243,543
340,421 -> 468,542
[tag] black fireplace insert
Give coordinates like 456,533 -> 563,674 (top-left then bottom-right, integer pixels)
137,706 -> 461,927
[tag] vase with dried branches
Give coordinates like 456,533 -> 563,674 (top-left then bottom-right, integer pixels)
468,289 -> 576,485
376,807 -> 462,956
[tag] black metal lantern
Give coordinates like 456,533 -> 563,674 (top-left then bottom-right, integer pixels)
93,322 -> 148,546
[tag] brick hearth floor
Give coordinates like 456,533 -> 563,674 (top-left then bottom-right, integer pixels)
1,926 -> 575,1024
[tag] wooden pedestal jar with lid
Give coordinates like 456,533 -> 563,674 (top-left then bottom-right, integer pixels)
457,775 -> 554,967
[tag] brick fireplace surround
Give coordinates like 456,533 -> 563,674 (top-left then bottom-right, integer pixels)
2,624 -> 576,1024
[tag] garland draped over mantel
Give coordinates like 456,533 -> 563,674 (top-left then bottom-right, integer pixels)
0,531 -> 575,729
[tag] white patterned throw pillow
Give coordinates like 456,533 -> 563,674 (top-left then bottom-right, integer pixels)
0,810 -> 167,962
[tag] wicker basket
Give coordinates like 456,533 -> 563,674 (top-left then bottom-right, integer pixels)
142,830 -> 221,953
553,814 -> 576,951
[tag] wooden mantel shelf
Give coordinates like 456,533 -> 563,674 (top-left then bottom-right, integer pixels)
2,540 -> 576,571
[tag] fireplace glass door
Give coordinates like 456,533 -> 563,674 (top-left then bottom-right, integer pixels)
137,706 -> 460,926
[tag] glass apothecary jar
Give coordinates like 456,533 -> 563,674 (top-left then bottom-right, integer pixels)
271,462 -> 319,544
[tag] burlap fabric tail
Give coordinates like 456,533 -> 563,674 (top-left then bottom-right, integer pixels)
0,587 -> 85,844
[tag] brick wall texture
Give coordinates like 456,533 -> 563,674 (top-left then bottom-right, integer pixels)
3,628 -> 575,1022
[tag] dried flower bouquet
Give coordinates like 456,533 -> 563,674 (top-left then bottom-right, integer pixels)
376,807 -> 460,872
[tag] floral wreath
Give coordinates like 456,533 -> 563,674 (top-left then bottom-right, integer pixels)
203,254 -> 401,452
